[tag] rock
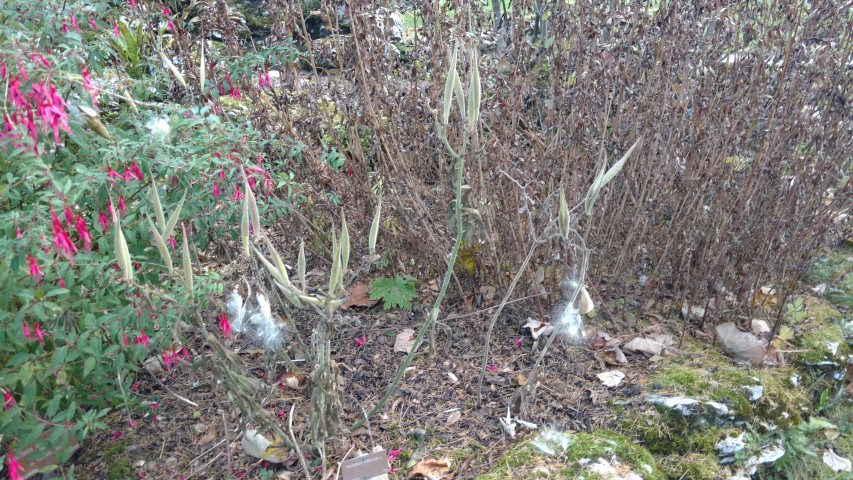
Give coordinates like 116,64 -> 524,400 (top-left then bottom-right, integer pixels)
716,432 -> 746,459
623,337 -> 665,357
646,395 -> 732,425
715,322 -> 766,365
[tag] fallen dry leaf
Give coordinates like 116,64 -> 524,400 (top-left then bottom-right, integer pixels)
408,457 -> 452,479
589,332 -> 611,350
623,337 -> 665,357
446,410 -> 462,425
479,285 -> 497,302
394,328 -> 419,354
715,322 -> 765,366
823,449 -> 852,473
753,286 -> 779,307
602,347 -> 628,366
242,430 -> 290,463
597,370 -> 625,387
342,281 -> 378,309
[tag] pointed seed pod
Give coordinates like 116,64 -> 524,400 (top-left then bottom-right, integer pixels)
241,193 -> 250,258
368,197 -> 382,260
147,216 -> 173,273
559,188 -> 570,241
151,179 -> 166,232
182,224 -> 193,296
162,190 -> 187,240
340,212 -> 350,277
442,46 -> 458,127
467,47 -> 481,132
298,238 -> 306,292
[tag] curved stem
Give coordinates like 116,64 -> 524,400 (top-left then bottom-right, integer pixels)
350,132 -> 465,431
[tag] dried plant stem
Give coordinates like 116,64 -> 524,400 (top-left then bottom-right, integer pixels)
350,135 -> 465,431
476,238 -> 541,408
288,403 -> 311,480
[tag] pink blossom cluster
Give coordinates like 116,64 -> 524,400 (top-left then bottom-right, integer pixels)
1,61 -> 72,152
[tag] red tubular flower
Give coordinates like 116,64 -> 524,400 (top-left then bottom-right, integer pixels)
27,254 -> 45,281
213,181 -> 220,201
233,186 -> 243,202
75,215 -> 92,251
130,160 -> 144,180
90,15 -> 98,31
22,321 -> 30,339
82,67 -> 98,104
58,276 -> 65,288
135,330 -> 151,348
107,165 -> 122,181
64,205 -> 74,225
168,235 -> 176,250
51,208 -> 78,261
128,0 -> 137,9
118,195 -> 127,216
98,210 -> 110,231
34,322 -> 45,346
4,388 -> 16,410
7,452 -> 24,480
122,331 -> 129,346
113,21 -> 120,37
71,12 -> 80,32
219,312 -> 232,338
16,227 -> 23,239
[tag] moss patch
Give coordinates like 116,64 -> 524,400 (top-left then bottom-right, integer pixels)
475,430 -> 664,480
657,453 -> 722,480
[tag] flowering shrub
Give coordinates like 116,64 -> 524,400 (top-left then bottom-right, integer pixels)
0,0 -> 301,470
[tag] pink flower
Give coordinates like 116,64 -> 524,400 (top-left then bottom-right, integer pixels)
118,195 -> 127,216
513,337 -> 523,346
168,235 -> 176,250
7,452 -> 24,480
219,168 -> 226,181
128,0 -> 137,9
354,335 -> 366,347
90,15 -> 98,31
51,208 -> 78,261
71,12 -> 80,33
233,186 -> 243,202
113,21 -> 120,37
163,349 -> 174,370
135,330 -> 151,348
107,165 -> 122,180
218,313 -> 232,338
3,389 -> 16,410
485,364 -> 498,372
58,276 -> 65,288
122,331 -> 129,346
230,86 -> 241,99
82,67 -> 98,104
34,322 -> 45,346
75,215 -> 92,251
28,254 -> 45,281
181,346 -> 190,359
107,199 -> 115,221
98,210 -> 110,231
111,431 -> 123,440
388,448 -> 403,460
213,181 -> 220,200
22,322 -> 30,339
64,205 -> 74,225
130,160 -> 144,181
16,227 -> 23,239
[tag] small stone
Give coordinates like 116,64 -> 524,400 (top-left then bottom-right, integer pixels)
192,423 -> 207,434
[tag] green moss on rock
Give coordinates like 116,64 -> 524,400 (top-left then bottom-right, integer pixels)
657,453 -> 722,480
476,430 -> 664,480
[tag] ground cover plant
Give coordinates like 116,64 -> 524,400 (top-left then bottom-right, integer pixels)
1,0 -> 850,479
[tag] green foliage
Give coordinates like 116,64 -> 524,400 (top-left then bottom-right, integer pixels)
370,275 -> 417,310
0,0 -> 302,462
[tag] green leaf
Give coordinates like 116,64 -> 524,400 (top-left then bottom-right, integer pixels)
83,357 -> 96,378
369,275 -> 417,310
